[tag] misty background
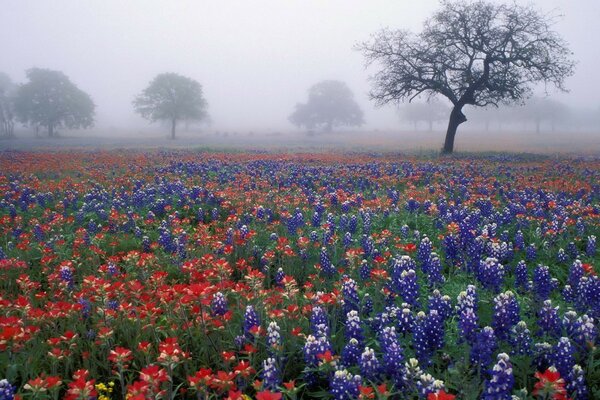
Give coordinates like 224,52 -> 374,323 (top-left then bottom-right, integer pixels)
1,0 -> 599,150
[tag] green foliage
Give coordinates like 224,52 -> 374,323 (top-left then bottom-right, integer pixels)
13,68 -> 95,136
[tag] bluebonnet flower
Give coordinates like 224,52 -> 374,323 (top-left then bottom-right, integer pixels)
458,307 -> 479,345
533,342 -> 554,371
341,338 -> 362,367
359,347 -> 381,382
342,278 -> 360,314
142,236 -> 151,253
456,285 -> 478,315
397,306 -> 414,335
262,357 -> 281,391
345,310 -> 364,345
510,321 -> 533,356
568,260 -> 584,291
537,300 -> 562,338
526,244 -> 537,261
274,268 -> 285,287
243,305 -> 260,338
343,232 -> 353,249
575,275 -> 600,317
514,230 -> 524,250
492,291 -> 520,340
303,335 -> 333,367
417,236 -> 432,265
533,265 -> 554,300
514,260 -> 529,291
471,327 -> 497,369
60,265 -> 74,290
319,247 -> 336,276
425,253 -> 445,287
553,337 -> 575,384
482,353 -> 514,400
428,290 -> 452,322
399,269 -> 419,306
414,310 -> 444,366
211,292 -> 228,316
567,365 -> 588,400
477,258 -> 505,292
330,369 -> 361,400
379,326 -> 405,384
0,379 -> 16,400
556,248 -> 568,263
267,321 -> 282,352
311,306 -> 330,336
586,235 -> 596,257
359,259 -> 371,281
0,246 -> 8,260
567,242 -> 578,259
416,374 -> 445,398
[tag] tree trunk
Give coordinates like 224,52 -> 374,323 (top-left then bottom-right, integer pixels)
48,124 -> 54,138
442,106 -> 467,154
171,118 -> 177,139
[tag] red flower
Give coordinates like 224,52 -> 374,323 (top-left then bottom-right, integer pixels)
428,390 -> 456,400
533,367 -> 569,400
256,390 -> 283,400
108,346 -> 133,368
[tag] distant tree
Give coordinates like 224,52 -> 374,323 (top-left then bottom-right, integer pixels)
13,68 -> 95,137
133,73 -> 208,139
289,80 -> 364,132
0,72 -> 15,138
358,0 -> 575,153
399,100 -> 449,131
518,97 -> 570,133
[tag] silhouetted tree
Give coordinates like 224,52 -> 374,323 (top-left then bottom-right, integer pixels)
133,73 -> 208,139
289,80 -> 364,132
14,68 -> 95,137
358,0 -> 575,153
399,100 -> 449,131
0,72 -> 15,138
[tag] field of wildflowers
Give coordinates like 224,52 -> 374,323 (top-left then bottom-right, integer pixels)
0,150 -> 598,399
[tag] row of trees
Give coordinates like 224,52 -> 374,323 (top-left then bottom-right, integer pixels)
397,97 -> 593,133
2,1 -> 578,151
0,70 -> 210,139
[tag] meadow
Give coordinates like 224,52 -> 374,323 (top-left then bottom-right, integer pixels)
0,150 -> 599,399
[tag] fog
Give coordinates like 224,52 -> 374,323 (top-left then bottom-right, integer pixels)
1,0 -> 599,143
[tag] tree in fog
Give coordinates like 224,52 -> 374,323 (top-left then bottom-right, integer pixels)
399,100 -> 449,131
358,0 -> 575,153
13,68 -> 95,137
289,80 -> 364,133
518,97 -> 570,133
133,73 -> 208,139
0,72 -> 15,138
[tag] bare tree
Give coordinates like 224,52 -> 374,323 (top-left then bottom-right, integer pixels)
357,0 -> 575,153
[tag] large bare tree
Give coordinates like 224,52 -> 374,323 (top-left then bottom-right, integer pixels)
358,0 -> 575,153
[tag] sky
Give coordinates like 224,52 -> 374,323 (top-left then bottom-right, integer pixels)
1,0 -> 599,132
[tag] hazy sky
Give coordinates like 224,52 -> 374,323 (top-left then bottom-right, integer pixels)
1,0 -> 599,131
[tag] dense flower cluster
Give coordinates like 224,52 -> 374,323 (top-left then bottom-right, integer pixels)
0,151 -> 598,399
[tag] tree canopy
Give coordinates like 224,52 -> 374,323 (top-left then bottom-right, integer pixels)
289,80 -> 364,132
0,72 -> 15,138
13,68 -> 95,137
133,73 -> 208,139
358,0 -> 575,153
